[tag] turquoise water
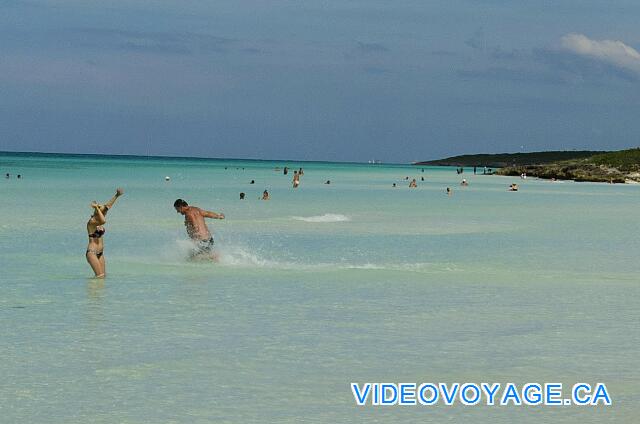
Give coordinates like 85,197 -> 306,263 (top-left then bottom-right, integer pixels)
1,152 -> 638,423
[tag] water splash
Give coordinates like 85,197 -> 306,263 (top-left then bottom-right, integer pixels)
291,214 -> 350,223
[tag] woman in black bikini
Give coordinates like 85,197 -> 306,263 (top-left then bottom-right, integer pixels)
86,188 -> 124,278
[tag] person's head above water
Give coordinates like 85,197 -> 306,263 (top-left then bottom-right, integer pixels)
174,198 -> 189,214
239,192 -> 245,200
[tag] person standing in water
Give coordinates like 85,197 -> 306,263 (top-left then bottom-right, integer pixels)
292,170 -> 300,188
86,188 -> 124,278
173,199 -> 225,259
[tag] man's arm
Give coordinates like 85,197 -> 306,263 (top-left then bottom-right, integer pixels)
201,209 -> 225,219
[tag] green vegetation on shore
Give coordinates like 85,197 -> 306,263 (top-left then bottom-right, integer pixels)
414,151 -> 604,167
496,148 -> 640,183
418,148 -> 640,183
588,149 -> 640,171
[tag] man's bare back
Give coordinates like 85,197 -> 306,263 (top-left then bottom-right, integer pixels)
174,199 -> 225,243
183,206 -> 212,240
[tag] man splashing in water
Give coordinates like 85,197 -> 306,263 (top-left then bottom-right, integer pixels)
173,199 -> 225,260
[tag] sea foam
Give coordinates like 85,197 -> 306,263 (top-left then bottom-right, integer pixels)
291,213 -> 350,223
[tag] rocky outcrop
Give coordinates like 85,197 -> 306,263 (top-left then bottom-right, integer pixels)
496,162 -> 635,183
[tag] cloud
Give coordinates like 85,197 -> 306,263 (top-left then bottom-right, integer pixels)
489,47 -> 522,61
457,33 -> 640,85
344,41 -> 389,61
354,42 -> 389,54
534,47 -> 638,83
560,33 -> 640,74
456,66 -> 560,85
431,50 -> 456,57
362,66 -> 389,75
0,0 -> 36,7
465,28 -> 486,51
65,28 -> 237,55
0,27 -> 255,57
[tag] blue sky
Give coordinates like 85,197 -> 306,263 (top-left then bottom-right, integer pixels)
1,0 -> 640,162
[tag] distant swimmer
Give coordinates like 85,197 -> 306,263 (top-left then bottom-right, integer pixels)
446,187 -> 452,195
250,180 -> 255,184
239,192 -> 245,200
421,176 -> 424,181
165,176 -> 170,181
409,179 -> 417,188
509,183 -> 519,191
5,173 -> 9,178
293,170 -> 300,188
298,167 -> 304,176
174,199 -> 225,260
392,183 -> 397,187
86,188 -> 124,278
262,190 -> 270,200
17,174 -> 21,179
325,180 -> 331,185
460,179 -> 468,186
283,167 -> 289,175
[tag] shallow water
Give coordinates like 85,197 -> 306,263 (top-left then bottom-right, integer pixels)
1,152 -> 638,423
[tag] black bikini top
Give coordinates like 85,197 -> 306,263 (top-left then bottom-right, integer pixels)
89,226 -> 106,238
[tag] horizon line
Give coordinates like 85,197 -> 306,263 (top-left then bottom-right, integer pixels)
0,149 -> 408,166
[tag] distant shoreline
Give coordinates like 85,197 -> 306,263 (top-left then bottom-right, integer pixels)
416,149 -> 640,183
413,151 -> 606,168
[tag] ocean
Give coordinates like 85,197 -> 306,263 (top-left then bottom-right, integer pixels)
1,152 -> 638,423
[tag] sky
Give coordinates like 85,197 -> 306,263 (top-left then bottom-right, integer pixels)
1,0 -> 640,163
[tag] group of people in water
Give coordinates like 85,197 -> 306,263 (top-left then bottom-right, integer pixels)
84,166 -> 523,278
238,167 -> 305,201
399,168 -> 516,194
400,169 -> 468,195
86,166 -> 310,277
86,188 -> 225,278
